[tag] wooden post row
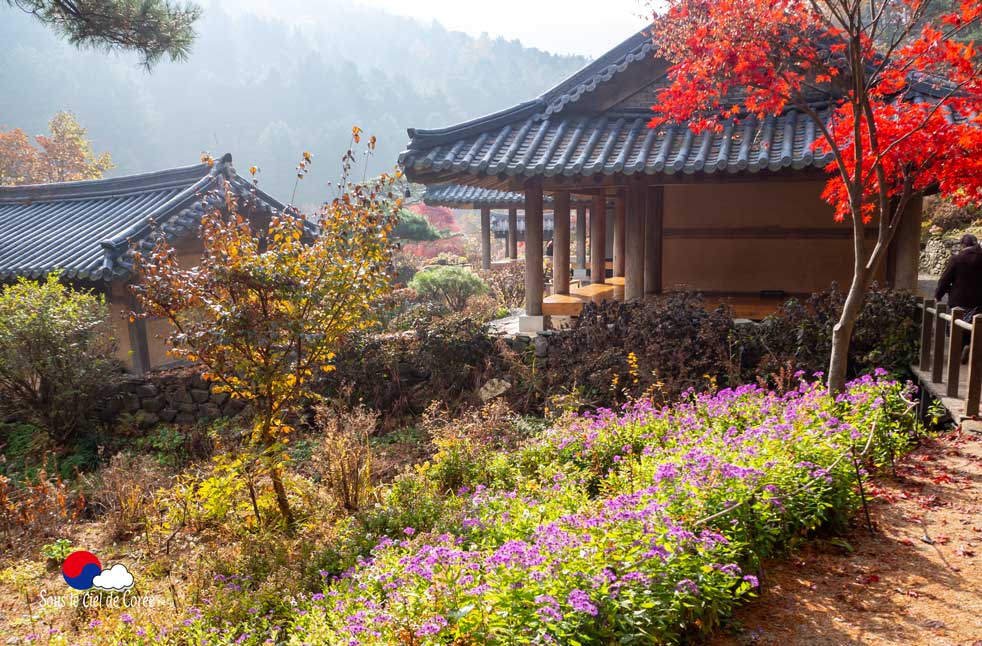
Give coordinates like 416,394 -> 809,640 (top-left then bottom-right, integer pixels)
919,299 -> 934,372
931,303 -> 947,384
946,307 -> 965,398
966,314 -> 982,417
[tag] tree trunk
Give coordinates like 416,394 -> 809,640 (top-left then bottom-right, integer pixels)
269,463 -> 295,532
828,278 -> 866,392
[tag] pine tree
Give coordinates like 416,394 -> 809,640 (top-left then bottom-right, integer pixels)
5,0 -> 200,68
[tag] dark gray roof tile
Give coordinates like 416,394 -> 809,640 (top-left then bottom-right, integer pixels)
0,155 -> 287,282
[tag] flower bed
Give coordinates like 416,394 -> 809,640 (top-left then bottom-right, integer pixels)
94,375 -> 920,645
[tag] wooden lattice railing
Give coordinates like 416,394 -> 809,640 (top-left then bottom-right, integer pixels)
917,298 -> 982,417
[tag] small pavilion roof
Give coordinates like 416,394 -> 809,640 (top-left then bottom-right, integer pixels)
0,154 -> 287,282
400,29 -> 958,189
422,184 -> 591,209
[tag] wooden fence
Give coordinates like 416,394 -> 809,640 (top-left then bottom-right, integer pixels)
916,298 -> 982,419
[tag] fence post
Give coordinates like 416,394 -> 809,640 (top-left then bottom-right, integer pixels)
919,299 -> 935,372
932,303 -> 948,384
966,314 -> 982,417
947,307 -> 965,398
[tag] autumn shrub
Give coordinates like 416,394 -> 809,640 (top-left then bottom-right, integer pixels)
0,458 -> 83,551
409,265 -> 488,312
79,452 -> 169,540
133,143 -> 399,530
539,292 -> 735,409
311,404 -> 376,513
401,236 -> 467,261
925,196 -> 981,234
480,262 -> 526,309
0,274 -> 120,446
418,400 -> 526,495
460,293 -> 509,322
323,314 -> 498,420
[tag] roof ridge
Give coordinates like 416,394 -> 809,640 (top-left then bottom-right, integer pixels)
0,157 -> 227,203
404,26 -> 654,151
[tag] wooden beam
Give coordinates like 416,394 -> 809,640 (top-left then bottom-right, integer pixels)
553,191 -> 571,295
405,165 -> 830,193
590,194 -> 606,285
625,179 -> 645,301
508,207 -> 519,259
613,191 -> 626,277
662,226 -> 879,240
645,185 -> 664,295
524,181 -> 544,317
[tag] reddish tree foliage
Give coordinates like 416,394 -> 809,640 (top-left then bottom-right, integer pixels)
401,236 -> 468,260
650,0 -> 982,390
409,203 -> 460,232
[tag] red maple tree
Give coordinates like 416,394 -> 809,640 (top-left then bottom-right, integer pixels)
650,0 -> 982,391
409,203 -> 461,232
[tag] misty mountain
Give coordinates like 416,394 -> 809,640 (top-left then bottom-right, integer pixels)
0,0 -> 588,203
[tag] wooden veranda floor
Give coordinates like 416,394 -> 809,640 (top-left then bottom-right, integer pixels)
541,280 -> 797,320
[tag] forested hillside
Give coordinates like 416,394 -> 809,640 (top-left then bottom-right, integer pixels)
0,0 -> 587,201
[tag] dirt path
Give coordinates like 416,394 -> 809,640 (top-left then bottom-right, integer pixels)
712,427 -> 982,646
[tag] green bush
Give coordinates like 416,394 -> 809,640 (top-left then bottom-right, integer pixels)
393,210 -> 440,241
0,275 -> 120,445
733,283 -> 919,382
409,266 -> 488,312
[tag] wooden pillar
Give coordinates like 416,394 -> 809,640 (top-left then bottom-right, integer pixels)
613,191 -> 626,277
891,196 -> 923,292
645,186 -> 664,295
125,290 -> 151,374
480,207 -> 491,270
508,207 -> 519,260
625,180 -> 645,301
590,194 -> 606,284
575,205 -> 587,272
553,191 -> 571,295
524,182 -> 544,317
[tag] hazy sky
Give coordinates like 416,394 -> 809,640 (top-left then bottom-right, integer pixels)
352,0 -> 654,57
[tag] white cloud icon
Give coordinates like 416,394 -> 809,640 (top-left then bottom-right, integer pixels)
92,564 -> 134,591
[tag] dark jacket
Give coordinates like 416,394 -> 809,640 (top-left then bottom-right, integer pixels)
936,245 -> 982,310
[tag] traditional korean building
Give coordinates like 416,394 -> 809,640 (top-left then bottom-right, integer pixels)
400,28 -> 924,329
0,154 -> 288,372
422,183 -> 596,272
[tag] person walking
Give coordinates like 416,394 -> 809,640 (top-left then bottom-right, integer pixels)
935,233 -> 982,361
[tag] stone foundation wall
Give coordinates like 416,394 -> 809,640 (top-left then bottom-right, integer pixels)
116,368 -> 246,427
920,235 -> 958,277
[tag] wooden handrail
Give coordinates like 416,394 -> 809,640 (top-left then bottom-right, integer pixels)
917,295 -> 982,419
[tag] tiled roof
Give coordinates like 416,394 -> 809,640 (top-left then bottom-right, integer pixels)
0,155 -> 286,282
422,184 -> 591,209
400,28 -> 959,186
404,110 -> 835,182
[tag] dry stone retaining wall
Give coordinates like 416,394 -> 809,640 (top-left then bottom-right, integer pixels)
116,368 -> 246,427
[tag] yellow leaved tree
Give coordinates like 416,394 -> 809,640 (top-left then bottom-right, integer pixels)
132,134 -> 398,529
